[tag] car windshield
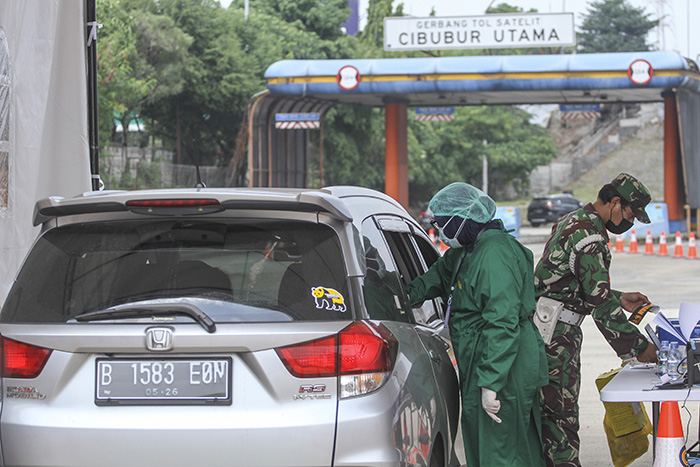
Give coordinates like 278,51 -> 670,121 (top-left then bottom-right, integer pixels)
1,219 -> 350,323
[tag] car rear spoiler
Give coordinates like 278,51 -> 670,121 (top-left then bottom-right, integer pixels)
33,189 -> 353,226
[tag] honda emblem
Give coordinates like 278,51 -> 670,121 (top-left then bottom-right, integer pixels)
145,327 -> 173,352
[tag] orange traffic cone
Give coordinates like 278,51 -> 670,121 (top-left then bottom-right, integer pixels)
652,401 -> 688,466
659,231 -> 669,256
428,229 -> 437,246
440,240 -> 449,253
688,233 -> 698,259
644,230 -> 655,255
673,232 -> 684,258
628,230 -> 639,253
614,234 -> 625,253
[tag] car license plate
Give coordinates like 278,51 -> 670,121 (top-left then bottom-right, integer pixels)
95,358 -> 231,405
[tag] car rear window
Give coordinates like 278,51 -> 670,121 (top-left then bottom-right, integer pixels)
1,219 -> 350,323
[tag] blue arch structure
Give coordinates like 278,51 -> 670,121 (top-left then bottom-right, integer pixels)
261,51 -> 700,228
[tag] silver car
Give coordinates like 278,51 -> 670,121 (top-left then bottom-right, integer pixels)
0,186 -> 461,467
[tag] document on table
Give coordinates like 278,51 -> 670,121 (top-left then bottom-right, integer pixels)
652,302 -> 700,344
653,312 -> 686,343
679,303 -> 700,342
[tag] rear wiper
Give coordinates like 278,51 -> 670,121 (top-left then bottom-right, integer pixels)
75,302 -> 216,333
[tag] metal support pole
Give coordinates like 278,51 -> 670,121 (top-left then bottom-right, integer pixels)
482,140 -> 488,195
663,92 -> 685,230
86,0 -> 101,191
385,102 -> 408,209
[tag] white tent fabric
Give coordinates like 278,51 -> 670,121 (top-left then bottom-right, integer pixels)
0,0 -> 91,303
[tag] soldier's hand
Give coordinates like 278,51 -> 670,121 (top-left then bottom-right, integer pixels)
637,342 -> 658,363
481,388 -> 502,423
621,292 -> 650,312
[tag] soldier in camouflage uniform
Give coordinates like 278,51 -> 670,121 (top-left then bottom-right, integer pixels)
534,173 -> 658,467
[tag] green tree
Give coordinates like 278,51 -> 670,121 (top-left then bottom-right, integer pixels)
127,0 -> 258,166
98,0 -> 193,151
118,13 -> 192,148
97,0 -> 558,201
322,106 -> 387,190
322,104 -> 556,202
244,0 -> 350,41
107,0 -> 367,175
407,106 -> 556,201
97,0 -> 147,150
360,0 -> 404,49
578,0 -> 658,53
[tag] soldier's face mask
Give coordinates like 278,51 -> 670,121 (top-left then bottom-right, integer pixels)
606,202 -> 634,234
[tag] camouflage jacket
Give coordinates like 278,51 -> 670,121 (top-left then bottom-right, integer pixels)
534,203 -> 648,360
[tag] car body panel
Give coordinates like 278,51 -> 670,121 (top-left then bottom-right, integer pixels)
0,322 -> 345,466
334,321 -> 458,467
0,186 -> 460,467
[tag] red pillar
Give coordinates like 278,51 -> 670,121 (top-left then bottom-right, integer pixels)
663,93 -> 685,224
385,102 -> 409,209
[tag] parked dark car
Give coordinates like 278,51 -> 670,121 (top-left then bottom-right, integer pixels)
527,193 -> 583,227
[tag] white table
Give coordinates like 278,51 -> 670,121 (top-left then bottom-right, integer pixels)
599,364 -> 700,456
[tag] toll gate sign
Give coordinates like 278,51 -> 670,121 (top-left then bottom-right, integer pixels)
415,107 -> 455,122
559,104 -> 601,120
384,13 -> 575,52
275,113 -> 320,130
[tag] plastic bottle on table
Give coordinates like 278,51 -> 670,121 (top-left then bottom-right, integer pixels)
667,341 -> 682,382
657,340 -> 670,376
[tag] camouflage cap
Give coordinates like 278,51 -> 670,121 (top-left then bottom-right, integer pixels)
611,173 -> 651,223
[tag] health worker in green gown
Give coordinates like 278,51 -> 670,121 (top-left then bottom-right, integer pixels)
407,182 -> 548,467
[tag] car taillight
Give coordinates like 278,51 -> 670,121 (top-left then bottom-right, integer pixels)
276,335 -> 337,378
126,199 -> 220,208
2,336 -> 52,378
276,321 -> 397,398
125,199 -> 223,215
546,200 -> 553,209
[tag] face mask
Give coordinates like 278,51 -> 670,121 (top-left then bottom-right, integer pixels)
438,216 -> 467,249
606,218 -> 634,234
606,203 -> 634,234
439,228 -> 462,248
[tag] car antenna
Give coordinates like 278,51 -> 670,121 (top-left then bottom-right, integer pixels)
191,139 -> 206,188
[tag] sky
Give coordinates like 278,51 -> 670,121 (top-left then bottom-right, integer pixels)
219,0 -> 699,63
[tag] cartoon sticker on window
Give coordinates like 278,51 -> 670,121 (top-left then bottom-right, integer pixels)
311,286 -> 346,312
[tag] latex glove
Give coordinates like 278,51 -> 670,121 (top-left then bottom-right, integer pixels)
481,387 -> 502,423
620,292 -> 650,312
637,342 -> 658,363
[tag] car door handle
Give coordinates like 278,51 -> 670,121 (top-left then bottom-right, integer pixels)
429,350 -> 441,363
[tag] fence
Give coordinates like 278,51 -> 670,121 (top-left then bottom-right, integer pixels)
100,145 -> 241,190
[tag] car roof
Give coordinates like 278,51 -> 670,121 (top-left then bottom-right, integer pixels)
32,186 -> 408,227
535,193 -> 579,200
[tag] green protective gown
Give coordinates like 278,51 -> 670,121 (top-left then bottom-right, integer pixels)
407,228 -> 548,467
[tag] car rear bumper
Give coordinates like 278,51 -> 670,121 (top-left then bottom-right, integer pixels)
1,408 -> 337,467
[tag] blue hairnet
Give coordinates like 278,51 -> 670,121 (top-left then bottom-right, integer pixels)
428,182 -> 496,223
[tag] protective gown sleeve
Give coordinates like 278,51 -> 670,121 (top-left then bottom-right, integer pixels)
576,243 -> 649,360
406,248 -> 462,306
474,241 -> 522,393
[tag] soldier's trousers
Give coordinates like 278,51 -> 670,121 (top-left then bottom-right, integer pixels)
540,322 -> 583,467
